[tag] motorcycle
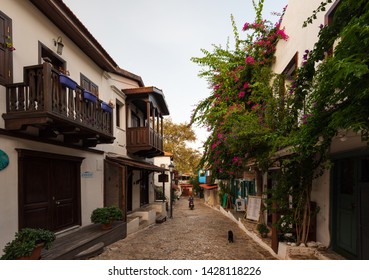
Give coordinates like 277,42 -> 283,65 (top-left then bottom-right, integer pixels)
189,197 -> 194,210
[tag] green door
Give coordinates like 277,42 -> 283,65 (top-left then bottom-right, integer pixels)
332,158 -> 357,258
332,155 -> 369,259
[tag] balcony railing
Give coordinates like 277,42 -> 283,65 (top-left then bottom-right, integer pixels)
127,126 -> 164,157
3,62 -> 114,147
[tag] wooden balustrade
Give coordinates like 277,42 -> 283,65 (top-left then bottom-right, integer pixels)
3,62 -> 114,146
126,126 -> 164,157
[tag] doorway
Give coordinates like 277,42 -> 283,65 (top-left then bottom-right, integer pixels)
140,171 -> 149,207
332,154 -> 369,259
17,149 -> 82,232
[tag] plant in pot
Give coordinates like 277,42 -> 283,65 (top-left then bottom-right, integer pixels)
1,228 -> 56,260
90,206 -> 123,230
256,223 -> 270,238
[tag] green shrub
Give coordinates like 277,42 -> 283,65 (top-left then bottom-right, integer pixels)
1,228 -> 56,260
90,206 -> 123,225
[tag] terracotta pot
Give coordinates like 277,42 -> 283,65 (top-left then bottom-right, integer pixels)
17,243 -> 44,260
101,223 -> 113,230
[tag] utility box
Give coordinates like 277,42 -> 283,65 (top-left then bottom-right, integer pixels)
235,198 -> 246,211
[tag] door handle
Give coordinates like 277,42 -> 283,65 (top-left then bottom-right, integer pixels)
55,201 -> 60,205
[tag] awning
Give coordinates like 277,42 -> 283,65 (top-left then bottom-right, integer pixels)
180,184 -> 193,188
199,184 -> 218,190
106,154 -> 166,172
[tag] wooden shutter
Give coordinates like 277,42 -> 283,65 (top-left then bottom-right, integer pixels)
81,73 -> 99,96
0,11 -> 13,85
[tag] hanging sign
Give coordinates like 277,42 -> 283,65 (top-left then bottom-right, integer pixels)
158,174 -> 169,182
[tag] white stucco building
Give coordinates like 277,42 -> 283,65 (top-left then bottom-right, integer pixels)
0,0 -> 169,256
272,0 -> 368,259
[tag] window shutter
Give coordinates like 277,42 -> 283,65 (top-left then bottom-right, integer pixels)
81,74 -> 99,97
0,11 -> 13,85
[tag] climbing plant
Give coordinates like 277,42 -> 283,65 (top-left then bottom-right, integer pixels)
271,0 -> 369,244
190,0 -> 289,178
191,0 -> 369,245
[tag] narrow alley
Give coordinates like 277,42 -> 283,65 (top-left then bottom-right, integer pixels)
92,197 -> 277,260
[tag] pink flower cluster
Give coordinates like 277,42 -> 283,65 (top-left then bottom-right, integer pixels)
245,56 -> 255,64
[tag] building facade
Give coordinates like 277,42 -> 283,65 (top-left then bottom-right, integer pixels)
272,0 -> 368,259
0,0 -> 169,253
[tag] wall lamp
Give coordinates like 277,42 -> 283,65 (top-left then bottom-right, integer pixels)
53,36 -> 64,55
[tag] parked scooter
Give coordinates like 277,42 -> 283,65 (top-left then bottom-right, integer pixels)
188,196 -> 194,210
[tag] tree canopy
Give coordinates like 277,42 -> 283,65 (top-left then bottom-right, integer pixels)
163,118 -> 201,174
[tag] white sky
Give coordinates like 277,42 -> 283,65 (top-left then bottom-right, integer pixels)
63,0 -> 288,151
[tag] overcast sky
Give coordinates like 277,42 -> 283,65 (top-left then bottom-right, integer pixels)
63,0 -> 288,150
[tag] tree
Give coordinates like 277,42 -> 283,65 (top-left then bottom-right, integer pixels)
163,118 -> 202,174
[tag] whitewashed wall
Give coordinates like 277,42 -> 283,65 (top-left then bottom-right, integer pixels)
273,0 -> 335,247
0,0 -> 141,251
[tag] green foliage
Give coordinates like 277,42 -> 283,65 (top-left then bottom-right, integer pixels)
190,175 -> 203,197
1,228 -> 56,260
90,206 -> 123,225
191,0 -> 369,245
191,1 -> 288,178
256,223 -> 270,235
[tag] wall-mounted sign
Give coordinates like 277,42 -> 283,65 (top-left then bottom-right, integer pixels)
81,171 -> 93,178
0,150 -> 9,171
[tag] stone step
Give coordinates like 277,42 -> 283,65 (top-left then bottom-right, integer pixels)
156,215 -> 167,223
139,220 -> 149,229
73,242 -> 105,260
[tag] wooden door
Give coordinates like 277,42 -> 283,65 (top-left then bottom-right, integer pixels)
127,169 -> 133,212
140,171 -> 149,206
18,150 -> 82,232
104,160 -> 126,221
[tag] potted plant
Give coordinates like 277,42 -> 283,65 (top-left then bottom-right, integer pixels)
256,223 -> 270,238
1,228 -> 56,260
3,35 -> 15,51
90,206 -> 123,230
59,73 -> 77,90
83,89 -> 98,103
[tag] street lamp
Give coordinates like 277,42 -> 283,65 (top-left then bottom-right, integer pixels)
168,162 -> 174,218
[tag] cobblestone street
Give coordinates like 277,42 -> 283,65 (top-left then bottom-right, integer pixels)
92,197 -> 277,260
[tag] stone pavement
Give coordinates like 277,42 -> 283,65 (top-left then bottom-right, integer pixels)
92,197 -> 277,260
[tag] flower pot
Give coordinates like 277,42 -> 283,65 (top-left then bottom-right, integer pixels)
83,90 -> 98,103
17,243 -> 44,260
101,223 -> 113,230
101,102 -> 113,113
59,74 -> 77,90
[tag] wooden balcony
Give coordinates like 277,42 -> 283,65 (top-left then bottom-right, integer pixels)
2,63 -> 114,147
127,126 -> 164,157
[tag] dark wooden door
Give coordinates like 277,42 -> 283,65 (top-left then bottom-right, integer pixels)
18,150 -> 82,232
127,168 -> 133,212
140,171 -> 149,206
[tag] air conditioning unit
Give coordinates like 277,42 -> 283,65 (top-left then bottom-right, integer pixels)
235,198 -> 246,211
